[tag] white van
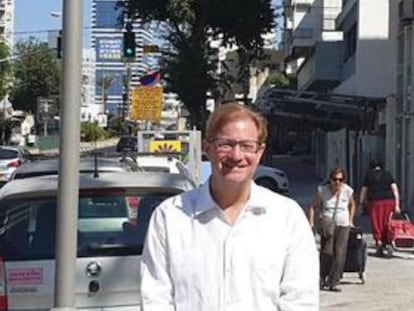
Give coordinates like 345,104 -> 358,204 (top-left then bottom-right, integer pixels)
0,172 -> 194,310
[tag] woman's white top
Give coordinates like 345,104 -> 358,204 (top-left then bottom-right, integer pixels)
318,183 -> 353,227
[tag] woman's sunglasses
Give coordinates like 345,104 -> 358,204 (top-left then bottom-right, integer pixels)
331,177 -> 344,182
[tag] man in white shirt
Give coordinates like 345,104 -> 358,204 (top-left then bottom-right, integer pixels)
140,102 -> 319,311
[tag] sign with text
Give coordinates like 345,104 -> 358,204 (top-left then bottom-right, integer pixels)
130,86 -> 163,122
96,37 -> 122,61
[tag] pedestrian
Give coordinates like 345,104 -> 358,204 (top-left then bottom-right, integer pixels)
308,167 -> 356,292
140,102 -> 319,310
359,160 -> 400,257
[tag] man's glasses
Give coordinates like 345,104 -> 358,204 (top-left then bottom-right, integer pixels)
209,138 -> 263,154
331,177 -> 344,182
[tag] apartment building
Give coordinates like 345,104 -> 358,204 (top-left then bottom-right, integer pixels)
283,0 -> 343,91
0,0 -> 13,47
387,0 -> 414,210
80,49 -> 99,122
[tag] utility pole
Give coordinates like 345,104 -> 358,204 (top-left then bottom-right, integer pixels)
122,19 -> 135,127
52,0 -> 82,310
122,59 -> 132,122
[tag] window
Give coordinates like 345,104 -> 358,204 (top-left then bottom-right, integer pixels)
344,23 -> 357,61
0,148 -> 18,159
0,193 -> 175,260
94,1 -> 122,29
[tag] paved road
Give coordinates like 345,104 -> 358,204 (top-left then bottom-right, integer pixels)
273,155 -> 414,311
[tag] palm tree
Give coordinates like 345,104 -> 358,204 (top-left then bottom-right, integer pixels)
96,74 -> 116,113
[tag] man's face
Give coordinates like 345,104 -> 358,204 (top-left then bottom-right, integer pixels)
204,117 -> 265,186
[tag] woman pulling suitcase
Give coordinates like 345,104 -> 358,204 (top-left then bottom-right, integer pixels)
309,167 -> 356,292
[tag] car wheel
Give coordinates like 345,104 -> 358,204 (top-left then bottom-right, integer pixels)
255,177 -> 280,193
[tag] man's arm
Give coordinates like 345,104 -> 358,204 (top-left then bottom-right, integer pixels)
140,206 -> 175,311
279,202 -> 319,311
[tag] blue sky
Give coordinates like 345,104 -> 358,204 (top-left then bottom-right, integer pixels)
14,0 -> 92,46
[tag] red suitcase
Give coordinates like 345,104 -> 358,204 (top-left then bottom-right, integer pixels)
387,212 -> 414,251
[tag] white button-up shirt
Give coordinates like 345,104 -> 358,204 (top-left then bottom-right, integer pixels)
141,182 -> 319,311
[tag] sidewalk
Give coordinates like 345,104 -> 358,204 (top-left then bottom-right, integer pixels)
321,246 -> 414,311
273,155 -> 414,311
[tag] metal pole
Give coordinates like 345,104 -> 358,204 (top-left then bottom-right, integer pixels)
52,0 -> 82,310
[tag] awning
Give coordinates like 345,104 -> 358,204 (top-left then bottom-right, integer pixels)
254,88 -> 385,131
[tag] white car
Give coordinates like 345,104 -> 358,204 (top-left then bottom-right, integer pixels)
0,171 -> 194,310
136,154 -> 196,185
200,161 -> 290,194
0,146 -> 31,185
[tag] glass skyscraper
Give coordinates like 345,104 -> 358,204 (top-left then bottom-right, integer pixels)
91,0 -> 153,116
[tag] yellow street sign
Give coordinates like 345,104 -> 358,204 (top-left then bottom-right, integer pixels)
143,45 -> 160,53
149,140 -> 182,153
130,86 -> 163,122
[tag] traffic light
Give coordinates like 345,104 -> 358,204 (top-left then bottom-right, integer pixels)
57,30 -> 62,59
123,31 -> 136,58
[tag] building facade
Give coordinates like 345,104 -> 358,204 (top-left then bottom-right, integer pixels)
91,0 -> 154,116
283,0 -> 343,91
81,49 -> 99,122
0,0 -> 13,47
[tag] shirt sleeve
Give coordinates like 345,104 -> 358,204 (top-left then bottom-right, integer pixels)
278,201 -> 320,311
140,203 -> 175,311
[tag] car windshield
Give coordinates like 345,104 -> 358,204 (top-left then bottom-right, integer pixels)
0,191 -> 173,260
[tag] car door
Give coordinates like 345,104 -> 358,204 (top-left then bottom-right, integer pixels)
0,190 -> 178,310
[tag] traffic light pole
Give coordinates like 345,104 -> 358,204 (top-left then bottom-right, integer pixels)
52,0 -> 82,310
122,59 -> 132,122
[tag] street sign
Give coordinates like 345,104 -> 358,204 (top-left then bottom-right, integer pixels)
130,86 -> 163,122
143,44 -> 159,54
97,113 -> 107,127
149,140 -> 182,153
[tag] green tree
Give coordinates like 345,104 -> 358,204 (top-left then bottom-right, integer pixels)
10,38 -> 61,113
0,42 -> 12,100
264,72 -> 292,89
120,0 -> 274,131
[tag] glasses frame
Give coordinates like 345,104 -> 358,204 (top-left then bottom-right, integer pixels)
330,177 -> 344,182
208,138 -> 264,154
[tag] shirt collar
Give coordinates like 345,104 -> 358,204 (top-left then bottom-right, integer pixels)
193,180 -> 268,216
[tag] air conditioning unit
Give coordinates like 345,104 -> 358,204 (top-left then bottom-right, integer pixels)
399,0 -> 414,21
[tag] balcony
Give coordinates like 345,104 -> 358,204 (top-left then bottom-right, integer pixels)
285,27 -> 315,60
336,0 -> 357,30
297,41 -> 343,91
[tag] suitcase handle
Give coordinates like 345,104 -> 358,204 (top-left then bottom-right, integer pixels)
389,211 -> 411,221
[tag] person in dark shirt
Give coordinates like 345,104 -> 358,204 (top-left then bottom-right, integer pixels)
359,160 -> 400,257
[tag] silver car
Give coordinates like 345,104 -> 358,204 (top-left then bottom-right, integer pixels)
0,171 -> 194,310
9,155 -> 142,180
0,146 -> 31,185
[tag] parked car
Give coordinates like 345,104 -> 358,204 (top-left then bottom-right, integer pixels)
0,146 -> 32,186
200,161 -> 290,194
116,135 -> 138,152
9,155 -> 142,180
0,171 -> 194,310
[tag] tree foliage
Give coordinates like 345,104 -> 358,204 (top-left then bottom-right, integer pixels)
264,72 -> 292,89
120,0 -> 274,131
10,38 -> 61,113
0,42 -> 12,99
